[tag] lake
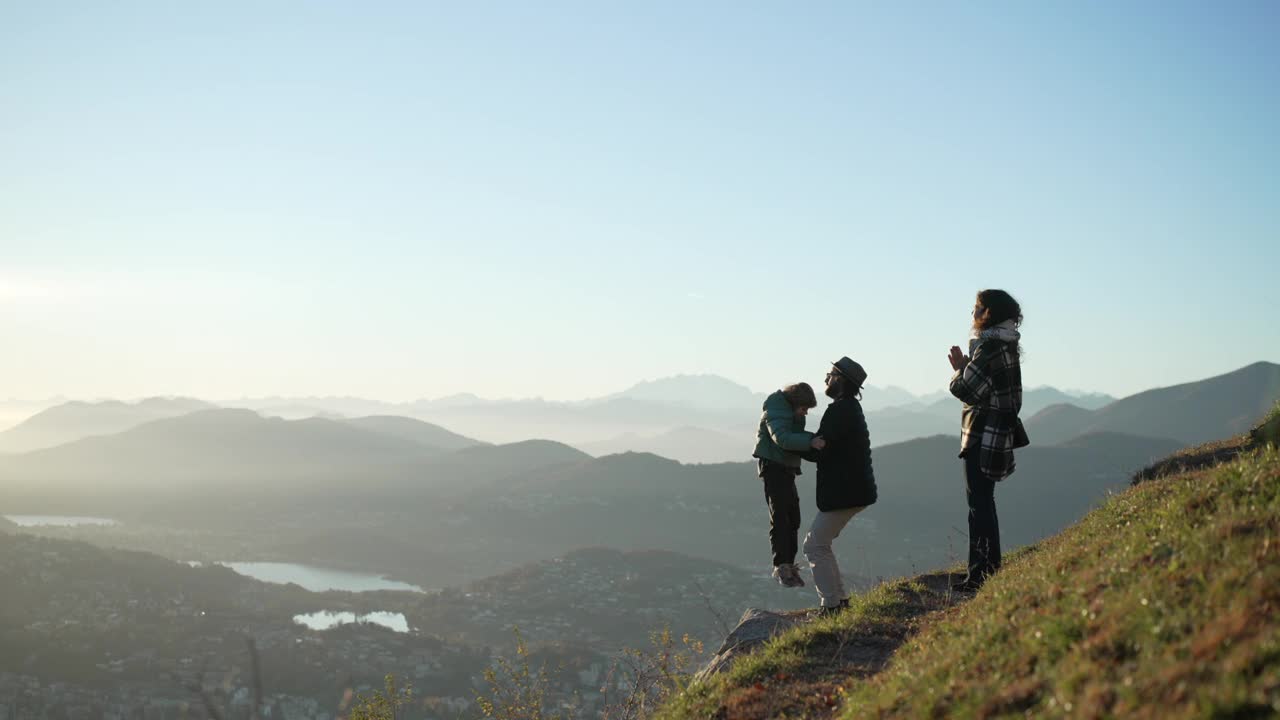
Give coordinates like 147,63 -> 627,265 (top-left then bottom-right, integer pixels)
210,562 -> 426,593
3,515 -> 118,527
293,610 -> 410,633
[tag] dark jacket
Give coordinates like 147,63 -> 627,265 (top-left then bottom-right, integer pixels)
752,390 -> 814,469
804,395 -> 877,511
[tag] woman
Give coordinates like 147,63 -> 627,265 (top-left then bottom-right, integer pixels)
947,289 -> 1027,592
753,382 -> 825,588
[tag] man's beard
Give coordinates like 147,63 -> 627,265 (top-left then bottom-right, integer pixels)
824,379 -> 845,399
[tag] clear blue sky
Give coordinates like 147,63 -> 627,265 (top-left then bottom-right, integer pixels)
2,1 -> 1277,401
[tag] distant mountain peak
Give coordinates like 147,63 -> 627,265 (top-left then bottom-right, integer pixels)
171,407 -> 263,423
342,415 -> 484,451
594,450 -> 684,468
422,392 -> 486,406
606,374 -> 763,411
457,438 -> 592,464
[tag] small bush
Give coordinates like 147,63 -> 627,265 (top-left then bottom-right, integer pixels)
602,626 -> 705,720
476,627 -> 577,720
349,674 -> 412,720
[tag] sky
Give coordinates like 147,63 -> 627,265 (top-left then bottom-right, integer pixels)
2,1 -> 1278,402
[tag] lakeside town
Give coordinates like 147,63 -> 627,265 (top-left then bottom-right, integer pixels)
0,530 -> 810,720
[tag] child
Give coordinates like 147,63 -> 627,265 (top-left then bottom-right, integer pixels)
752,382 -> 825,587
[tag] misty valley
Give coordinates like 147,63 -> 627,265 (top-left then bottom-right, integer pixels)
2,364 -> 1278,718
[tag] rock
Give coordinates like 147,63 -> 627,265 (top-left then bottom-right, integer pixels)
695,608 -> 808,681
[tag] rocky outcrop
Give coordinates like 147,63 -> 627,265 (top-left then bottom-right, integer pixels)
694,571 -> 972,684
695,608 -> 809,681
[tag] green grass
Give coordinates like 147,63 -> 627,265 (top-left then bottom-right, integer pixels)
658,443 -> 1280,720
840,446 -> 1280,719
656,578 -> 954,720
1254,401 -> 1280,447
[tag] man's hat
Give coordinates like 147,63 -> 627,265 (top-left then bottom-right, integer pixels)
831,357 -> 867,388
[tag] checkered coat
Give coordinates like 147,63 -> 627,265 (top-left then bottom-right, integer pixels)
949,337 -> 1025,480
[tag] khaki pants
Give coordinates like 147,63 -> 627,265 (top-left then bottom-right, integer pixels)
802,506 -> 866,607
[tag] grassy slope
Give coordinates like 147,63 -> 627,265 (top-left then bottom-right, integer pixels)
660,435 -> 1280,719
1132,403 -> 1280,484
667,571 -> 970,719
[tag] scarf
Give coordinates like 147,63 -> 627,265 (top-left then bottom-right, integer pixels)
969,319 -> 1021,356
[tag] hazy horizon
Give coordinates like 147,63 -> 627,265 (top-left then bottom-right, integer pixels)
5,361 -> 1272,408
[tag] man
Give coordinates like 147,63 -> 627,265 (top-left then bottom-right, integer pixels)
802,357 -> 877,615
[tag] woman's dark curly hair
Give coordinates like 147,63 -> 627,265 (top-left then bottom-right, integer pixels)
973,289 -> 1023,331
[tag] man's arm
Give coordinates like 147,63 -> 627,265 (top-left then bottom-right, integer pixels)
804,402 -> 854,462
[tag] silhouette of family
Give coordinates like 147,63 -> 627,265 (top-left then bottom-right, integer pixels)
753,289 -> 1027,614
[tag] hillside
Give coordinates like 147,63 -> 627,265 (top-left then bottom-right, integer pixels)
1027,361 -> 1280,446
0,409 -> 435,487
860,407 -> 957,447
0,397 -> 213,453
1,427 -> 1175,588
853,386 -> 1116,448
908,386 -> 1117,421
1131,401 -> 1280,484
341,415 -> 485,450
657,419 -> 1280,719
1023,401 -> 1098,444
412,547 -> 812,649
0,411 -> 584,504
577,426 -> 744,464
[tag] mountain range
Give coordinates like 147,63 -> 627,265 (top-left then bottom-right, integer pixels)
0,409 -> 569,495
3,363 -> 1274,464
1,417 -> 1187,589
0,429 -> 1183,589
0,374 -> 1126,463
2,363 -> 1274,587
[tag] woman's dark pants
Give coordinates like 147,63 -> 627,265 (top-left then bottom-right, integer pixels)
964,452 -> 1002,581
759,459 -> 801,566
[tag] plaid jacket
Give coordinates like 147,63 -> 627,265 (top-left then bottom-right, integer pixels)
949,338 -> 1025,480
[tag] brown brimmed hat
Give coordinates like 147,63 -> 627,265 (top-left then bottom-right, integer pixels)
831,357 -> 867,388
